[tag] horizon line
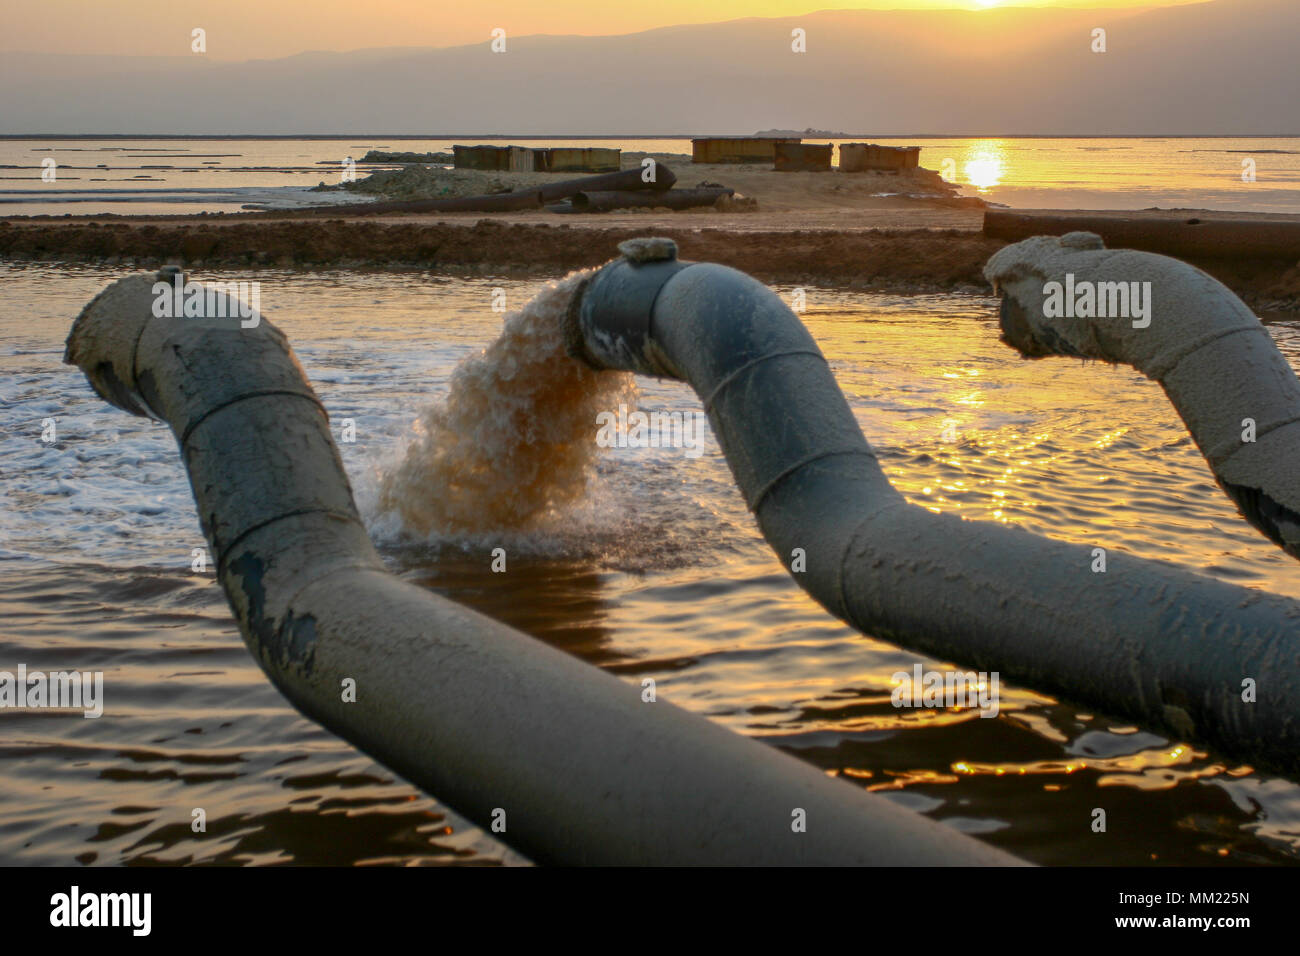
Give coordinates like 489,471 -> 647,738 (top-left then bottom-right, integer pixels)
3,133 -> 1298,140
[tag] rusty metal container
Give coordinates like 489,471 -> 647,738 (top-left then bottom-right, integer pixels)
508,146 -> 536,172
839,143 -> 921,172
774,142 -> 832,171
545,147 -> 621,173
692,137 -> 799,164
453,145 -> 511,171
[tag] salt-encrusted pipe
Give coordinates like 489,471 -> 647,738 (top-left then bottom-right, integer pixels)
63,267 -> 1021,866
567,238 -> 1300,775
984,232 -> 1300,561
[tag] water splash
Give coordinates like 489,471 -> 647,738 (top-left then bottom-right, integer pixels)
378,269 -> 636,537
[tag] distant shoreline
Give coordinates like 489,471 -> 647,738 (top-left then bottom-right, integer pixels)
4,134 -> 1300,141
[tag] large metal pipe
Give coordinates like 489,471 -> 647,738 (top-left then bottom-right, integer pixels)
62,267 -> 1021,866
984,232 -> 1300,561
568,187 -> 733,212
567,238 -> 1300,775
311,187 -> 547,216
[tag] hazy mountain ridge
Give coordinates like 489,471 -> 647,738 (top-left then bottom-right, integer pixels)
1,0 -> 1293,134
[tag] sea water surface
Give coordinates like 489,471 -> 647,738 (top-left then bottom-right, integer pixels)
2,262 -> 1300,865
2,136 -> 1299,216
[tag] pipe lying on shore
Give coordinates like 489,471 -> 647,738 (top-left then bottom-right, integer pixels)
984,209 -> 1300,261
566,187 -> 734,213
298,165 -> 678,217
985,232 -> 1300,561
566,238 -> 1300,775
313,188 -> 547,216
63,267 -> 1021,866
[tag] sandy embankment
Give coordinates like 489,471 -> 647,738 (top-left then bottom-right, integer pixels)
311,150 -> 985,214
3,155 -> 1299,310
0,218 -> 1004,293
0,154 -> 1004,291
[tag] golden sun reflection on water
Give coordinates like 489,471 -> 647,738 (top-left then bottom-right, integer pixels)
964,141 -> 1007,192
950,746 -> 1250,793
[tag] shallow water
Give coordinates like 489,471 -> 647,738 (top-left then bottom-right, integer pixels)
2,261 -> 1300,865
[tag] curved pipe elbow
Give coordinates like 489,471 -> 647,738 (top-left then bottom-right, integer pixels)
570,244 -> 899,614
574,239 -> 1300,775
985,233 -> 1300,559
65,270 -> 385,660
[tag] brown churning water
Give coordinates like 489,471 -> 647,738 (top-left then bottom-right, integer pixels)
378,269 -> 635,536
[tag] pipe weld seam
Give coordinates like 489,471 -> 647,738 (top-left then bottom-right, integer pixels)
701,348 -> 829,414
1147,322 -> 1268,381
128,310 -> 163,412
179,389 -> 330,449
128,311 -> 158,388
747,448 -> 874,513
643,261 -> 702,348
274,560 -> 389,642
837,505 -> 896,624
1206,413 -> 1300,466
215,507 -> 366,577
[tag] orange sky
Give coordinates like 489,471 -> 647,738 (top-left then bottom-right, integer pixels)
4,0 -> 1212,60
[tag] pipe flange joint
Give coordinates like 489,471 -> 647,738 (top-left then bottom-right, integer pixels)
569,237 -> 691,377
617,237 -> 678,263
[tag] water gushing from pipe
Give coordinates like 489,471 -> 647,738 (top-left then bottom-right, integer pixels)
378,270 -> 635,536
